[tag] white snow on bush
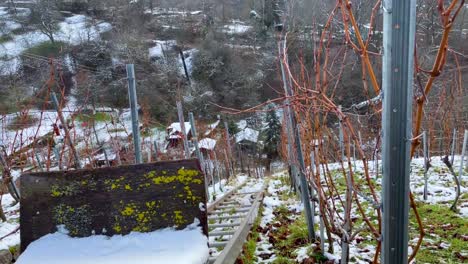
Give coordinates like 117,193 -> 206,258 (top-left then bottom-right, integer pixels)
16,222 -> 209,264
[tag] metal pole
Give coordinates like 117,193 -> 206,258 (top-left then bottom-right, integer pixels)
126,64 -> 142,164
450,128 -> 456,165
338,105 -> 344,161
53,145 -> 63,170
51,92 -> 82,169
459,130 -> 468,182
34,151 -> 44,172
224,121 -> 234,177
176,101 -> 191,159
381,0 -> 416,262
189,112 -> 210,198
423,131 -> 429,200
279,40 -> 315,241
214,151 -> 223,191
153,141 -> 159,161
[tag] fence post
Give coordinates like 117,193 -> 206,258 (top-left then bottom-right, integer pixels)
176,101 -> 190,159
51,92 -> 82,169
213,149 -> 223,191
459,130 -> 468,182
153,141 -> 159,161
126,64 -> 142,164
381,0 -> 416,262
338,105 -> 344,161
279,40 -> 315,241
189,112 -> 209,198
224,121 -> 234,177
450,128 -> 456,165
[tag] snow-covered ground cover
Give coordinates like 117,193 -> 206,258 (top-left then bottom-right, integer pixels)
246,155 -> 467,263
222,20 -> 252,35
0,14 -> 111,75
0,194 -> 20,251
16,221 -> 209,264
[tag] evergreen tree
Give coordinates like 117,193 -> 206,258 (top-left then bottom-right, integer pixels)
263,104 -> 281,171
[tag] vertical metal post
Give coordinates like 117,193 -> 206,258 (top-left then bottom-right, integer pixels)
352,143 -> 357,170
338,105 -> 344,161
126,64 -> 142,164
224,121 -> 234,177
279,40 -> 315,241
341,171 -> 353,263
53,145 -> 63,170
189,112 -> 209,198
450,128 -> 456,165
51,92 -> 82,169
423,131 -> 429,200
34,151 -> 44,172
459,130 -> 468,182
214,151 -> 223,191
153,141 -> 159,161
381,0 -> 416,262
176,101 -> 190,159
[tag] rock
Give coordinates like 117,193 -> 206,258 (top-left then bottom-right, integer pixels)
0,249 -> 12,264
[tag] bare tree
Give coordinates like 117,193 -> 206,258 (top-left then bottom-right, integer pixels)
29,0 -> 62,43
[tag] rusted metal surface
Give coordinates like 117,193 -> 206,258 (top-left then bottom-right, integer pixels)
20,159 -> 207,252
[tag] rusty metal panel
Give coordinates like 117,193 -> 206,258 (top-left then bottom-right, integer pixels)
20,159 -> 207,252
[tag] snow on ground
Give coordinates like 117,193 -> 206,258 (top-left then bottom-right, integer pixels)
0,194 -> 20,251
0,14 -> 111,75
16,221 -> 209,264
222,20 -> 252,35
207,175 -> 248,205
253,155 -> 467,263
144,8 -> 203,17
148,40 -> 177,59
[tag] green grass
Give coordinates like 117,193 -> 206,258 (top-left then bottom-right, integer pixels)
75,112 -> 112,123
0,34 -> 13,44
22,41 -> 68,58
6,114 -> 39,131
272,256 -> 295,264
239,204 -> 263,263
411,203 -> 468,263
